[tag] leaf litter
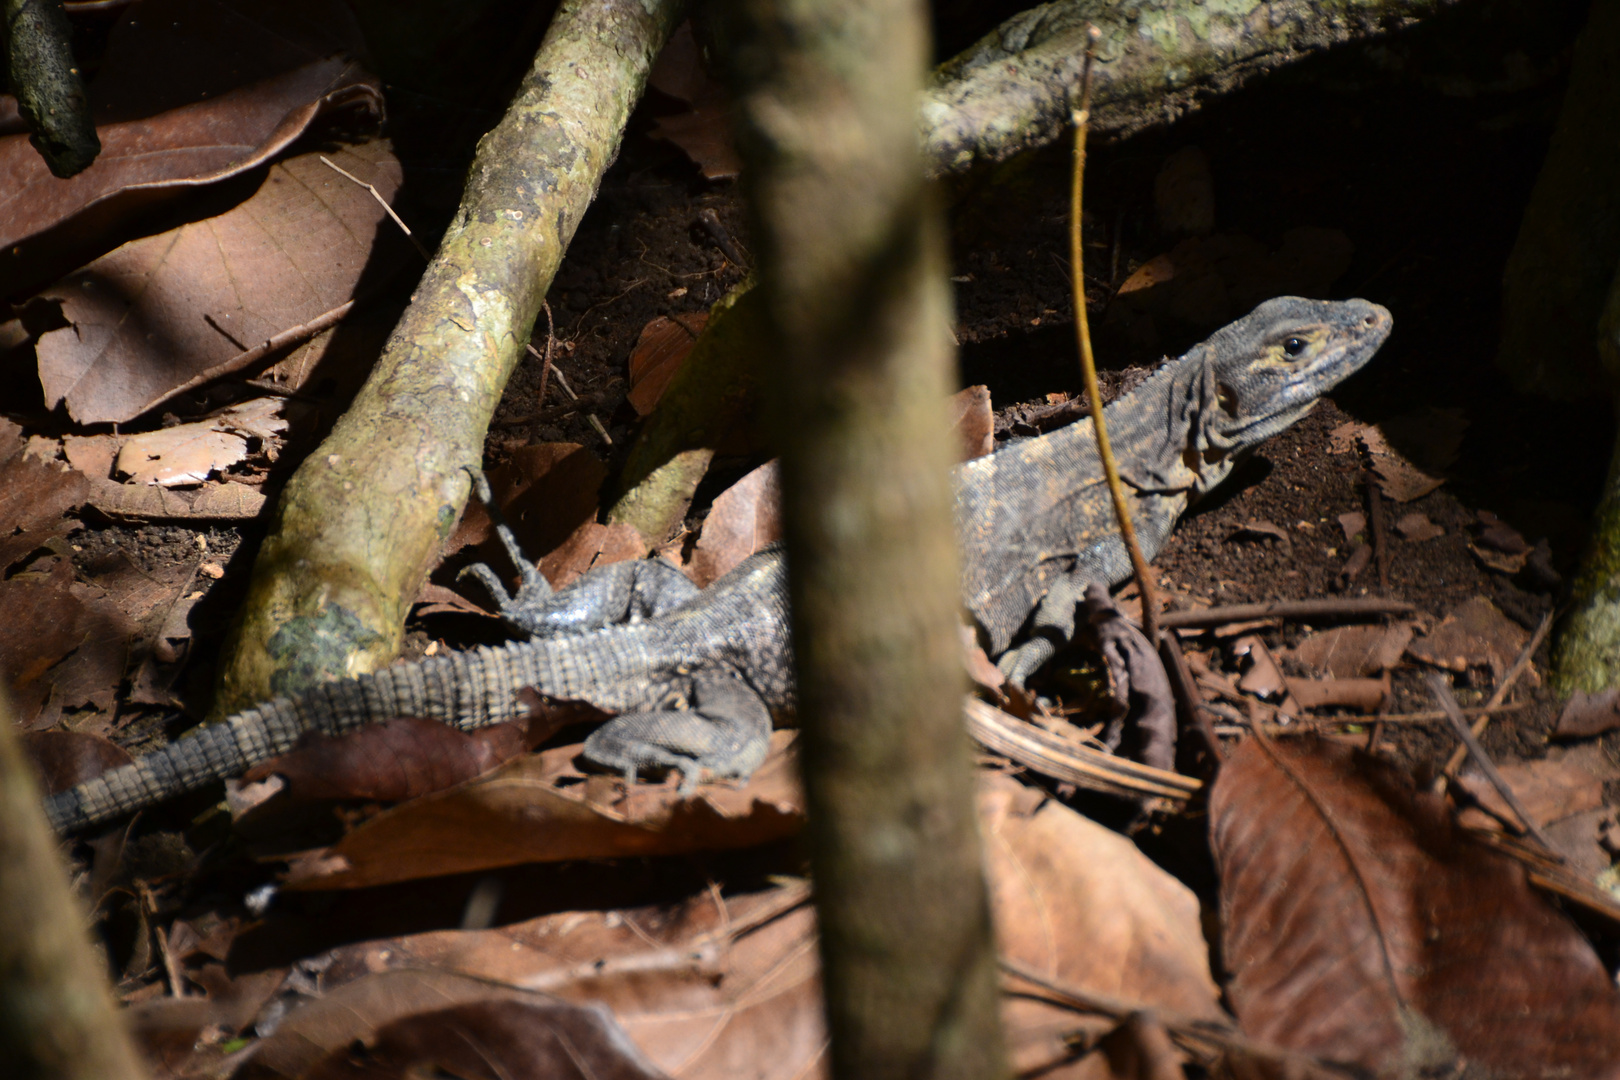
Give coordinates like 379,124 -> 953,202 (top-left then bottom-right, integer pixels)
8,14 -> 1620,1080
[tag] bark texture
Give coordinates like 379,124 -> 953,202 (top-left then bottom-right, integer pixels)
4,0 -> 99,176
216,0 -> 684,712
717,1 -> 1005,1078
0,691 -> 147,1080
920,0 -> 1459,176
1497,0 -> 1620,401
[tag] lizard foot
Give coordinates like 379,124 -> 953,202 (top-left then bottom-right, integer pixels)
581,671 -> 772,794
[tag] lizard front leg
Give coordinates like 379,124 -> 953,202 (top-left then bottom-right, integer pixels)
581,670 -> 772,794
460,466 -> 701,637
997,573 -> 1089,687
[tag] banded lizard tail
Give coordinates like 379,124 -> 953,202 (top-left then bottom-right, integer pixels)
44,297 -> 1391,832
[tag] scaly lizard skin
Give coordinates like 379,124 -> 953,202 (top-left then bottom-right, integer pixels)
45,297 -> 1391,832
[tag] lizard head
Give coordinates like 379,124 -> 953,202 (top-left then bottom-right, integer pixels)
1203,296 -> 1392,452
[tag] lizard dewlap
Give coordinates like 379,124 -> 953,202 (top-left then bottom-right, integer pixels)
46,297 -> 1390,833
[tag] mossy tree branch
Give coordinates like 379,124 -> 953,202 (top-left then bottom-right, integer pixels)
216,0 -> 684,712
4,0 -> 99,177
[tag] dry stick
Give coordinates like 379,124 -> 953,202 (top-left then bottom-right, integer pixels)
320,155 -> 431,261
1363,464 -> 1390,590
1157,596 -> 1414,629
1425,671 -> 1562,858
132,301 -> 355,417
1158,634 -> 1224,761
1068,26 -> 1159,645
1436,609 -> 1553,783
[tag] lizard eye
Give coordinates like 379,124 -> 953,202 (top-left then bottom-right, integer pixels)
1282,336 -> 1308,357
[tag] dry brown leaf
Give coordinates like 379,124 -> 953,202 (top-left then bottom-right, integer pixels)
539,521 -> 652,591
20,730 -> 134,794
0,419 -> 88,573
0,556 -> 132,730
85,476 -> 267,520
36,142 -> 402,424
446,443 -> 606,564
1,0 -> 378,298
685,460 -> 782,588
1379,406 -> 1468,473
1359,425 -> 1445,502
1212,735 -> 1620,1077
1405,597 -> 1529,679
266,885 -> 823,1080
646,24 -> 739,180
302,998 -> 675,1080
950,384 -> 994,461
1233,635 -> 1286,699
983,773 -> 1225,1073
1290,623 -> 1413,679
1456,744 -> 1616,830
239,969 -> 676,1080
627,313 -> 707,416
116,428 -> 249,487
61,433 -> 119,479
1282,676 -> 1389,712
1336,510 -> 1365,542
281,732 -> 806,890
1394,511 -> 1444,541
1555,688 -> 1620,739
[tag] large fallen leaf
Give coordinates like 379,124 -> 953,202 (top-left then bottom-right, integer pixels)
36,142 -> 403,424
0,0 -> 378,299
1212,735 -> 1620,1076
282,732 -> 806,890
646,23 -> 739,180
982,773 -> 1225,1073
443,443 -> 607,568
627,313 -> 707,415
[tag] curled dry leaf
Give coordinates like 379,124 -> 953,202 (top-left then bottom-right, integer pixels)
1,0 -> 379,298
1212,735 -> 1620,1077
36,142 -> 404,424
950,384 -> 995,461
281,732 -> 806,891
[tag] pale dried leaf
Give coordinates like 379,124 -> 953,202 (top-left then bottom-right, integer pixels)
1405,597 -> 1529,679
1291,623 -> 1413,679
36,143 -> 403,424
116,427 -> 248,487
1395,511 -> 1444,541
685,460 -> 781,588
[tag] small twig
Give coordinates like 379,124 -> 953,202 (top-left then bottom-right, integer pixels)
534,300 -> 557,406
1426,671 -> 1562,859
320,155 -> 430,260
697,207 -> 748,267
1438,609 -> 1553,783
1068,25 -> 1159,642
586,413 -> 614,446
1363,466 -> 1390,590
1158,633 -> 1223,763
1157,596 -> 1414,630
131,300 -> 356,417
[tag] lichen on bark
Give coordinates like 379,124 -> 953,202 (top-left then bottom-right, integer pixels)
215,0 -> 685,712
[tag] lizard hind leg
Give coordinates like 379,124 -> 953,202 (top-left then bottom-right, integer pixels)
580,671 -> 772,794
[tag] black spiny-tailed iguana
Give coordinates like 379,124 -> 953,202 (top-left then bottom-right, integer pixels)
44,297 -> 1391,832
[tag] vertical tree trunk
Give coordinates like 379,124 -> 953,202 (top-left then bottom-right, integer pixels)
717,2 -> 1006,1078
0,691 -> 148,1080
